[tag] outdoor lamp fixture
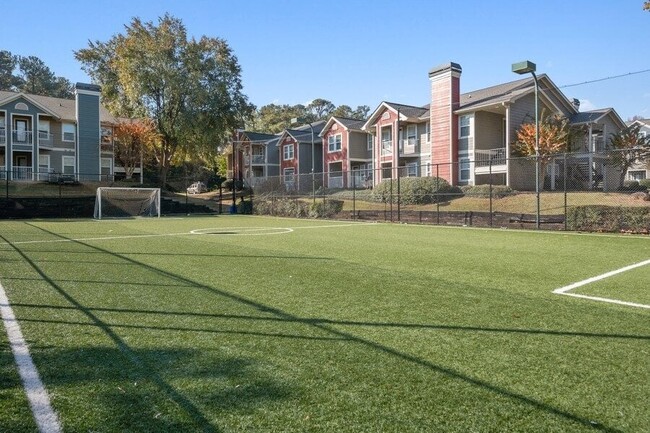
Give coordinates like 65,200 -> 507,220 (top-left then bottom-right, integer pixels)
290,117 -> 316,204
512,60 -> 540,229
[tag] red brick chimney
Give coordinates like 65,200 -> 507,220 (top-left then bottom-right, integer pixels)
429,62 -> 461,185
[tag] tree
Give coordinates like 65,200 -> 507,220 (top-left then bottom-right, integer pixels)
75,14 -> 255,186
608,123 -> 650,187
113,119 -> 157,179
249,103 -> 308,133
513,113 -> 571,189
0,51 -> 72,97
0,50 -> 19,90
307,98 -> 335,120
644,1 -> 650,10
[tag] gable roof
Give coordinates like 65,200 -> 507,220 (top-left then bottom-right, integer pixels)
0,89 -> 117,123
570,108 -> 626,130
240,131 -> 278,144
275,120 -> 326,146
362,101 -> 429,130
319,116 -> 367,137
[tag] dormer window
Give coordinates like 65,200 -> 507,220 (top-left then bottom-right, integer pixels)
62,123 -> 76,142
328,134 -> 342,152
283,144 -> 294,160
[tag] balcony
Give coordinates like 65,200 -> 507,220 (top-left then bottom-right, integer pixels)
399,138 -> 419,155
39,131 -> 54,149
101,143 -> 113,153
328,176 -> 343,189
13,166 -> 33,181
252,154 -> 265,164
0,128 -> 5,145
474,148 -> 507,174
12,130 -> 33,145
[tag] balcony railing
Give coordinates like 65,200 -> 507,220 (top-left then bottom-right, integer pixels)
12,130 -> 33,145
474,148 -> 507,167
13,166 -> 33,180
252,154 -> 265,164
0,128 -> 5,145
328,175 -> 343,189
399,138 -> 419,155
39,131 -> 54,148
100,143 -> 113,153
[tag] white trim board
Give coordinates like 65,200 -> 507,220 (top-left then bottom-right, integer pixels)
553,259 -> 650,309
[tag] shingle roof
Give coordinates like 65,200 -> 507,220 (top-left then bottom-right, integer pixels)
458,76 -> 534,111
333,117 -> 367,131
242,131 -> 278,143
0,89 -> 117,123
384,102 -> 429,119
569,109 -> 611,125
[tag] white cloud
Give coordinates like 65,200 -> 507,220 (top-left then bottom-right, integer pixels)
643,93 -> 650,98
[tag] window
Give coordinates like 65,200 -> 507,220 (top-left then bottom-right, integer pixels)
101,158 -> 112,177
367,134 -> 374,151
283,144 -> 294,160
425,162 -> 431,177
62,123 -> 76,142
283,168 -> 295,187
460,115 -> 471,138
62,156 -> 75,175
381,127 -> 392,154
459,115 -> 473,152
38,119 -> 50,135
38,155 -> 50,181
406,125 -> 417,142
425,122 -> 430,143
328,134 -> 342,152
101,127 -> 113,144
406,162 -> 418,177
459,158 -> 471,182
628,170 -> 646,181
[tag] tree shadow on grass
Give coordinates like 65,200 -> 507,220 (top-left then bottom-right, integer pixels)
4,224 -> 628,433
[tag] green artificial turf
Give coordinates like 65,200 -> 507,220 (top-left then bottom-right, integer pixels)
0,216 -> 648,432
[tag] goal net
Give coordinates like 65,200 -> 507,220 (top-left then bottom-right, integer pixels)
94,187 -> 161,219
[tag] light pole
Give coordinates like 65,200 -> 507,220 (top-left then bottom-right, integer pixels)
291,117 -> 316,204
512,60 -> 540,229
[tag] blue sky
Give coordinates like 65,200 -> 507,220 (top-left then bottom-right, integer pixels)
3,0 -> 649,120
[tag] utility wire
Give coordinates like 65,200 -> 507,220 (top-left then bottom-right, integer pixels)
559,68 -> 650,89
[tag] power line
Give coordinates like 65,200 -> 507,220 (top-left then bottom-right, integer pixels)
559,68 -> 650,89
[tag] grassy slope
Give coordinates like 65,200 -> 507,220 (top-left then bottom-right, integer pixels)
0,216 -> 648,432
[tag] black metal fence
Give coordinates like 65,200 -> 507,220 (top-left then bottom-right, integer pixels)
1,151 -> 649,232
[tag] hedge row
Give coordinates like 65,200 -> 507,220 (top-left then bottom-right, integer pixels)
371,177 -> 461,204
567,205 -> 650,233
253,197 -> 343,219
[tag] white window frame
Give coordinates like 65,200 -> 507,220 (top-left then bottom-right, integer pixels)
328,134 -> 342,152
38,154 -> 50,181
62,155 -> 75,175
367,133 -> 374,151
628,170 -> 646,181
425,162 -> 431,177
283,144 -> 294,161
62,123 -> 76,142
406,162 -> 418,177
459,157 -> 471,182
460,115 -> 471,138
406,125 -> 417,142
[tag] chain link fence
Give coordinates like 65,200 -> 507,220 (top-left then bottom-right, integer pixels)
1,151 -> 649,232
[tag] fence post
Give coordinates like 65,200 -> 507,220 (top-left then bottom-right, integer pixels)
219,185 -> 223,214
436,164 -> 440,225
352,169 -> 356,221
397,168 -> 401,223
563,152 -> 568,231
489,159 -> 493,227
5,171 -> 8,199
389,171 -> 393,222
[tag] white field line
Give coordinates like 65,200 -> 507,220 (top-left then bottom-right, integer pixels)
0,222 -> 379,247
0,282 -> 62,433
553,259 -> 650,309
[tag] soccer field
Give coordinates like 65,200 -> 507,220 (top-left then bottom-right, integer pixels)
0,216 -> 648,432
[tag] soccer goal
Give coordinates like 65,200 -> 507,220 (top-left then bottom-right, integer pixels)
94,187 -> 161,219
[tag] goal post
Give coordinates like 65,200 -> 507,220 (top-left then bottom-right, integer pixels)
94,187 -> 161,219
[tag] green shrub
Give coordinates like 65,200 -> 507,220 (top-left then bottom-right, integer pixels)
308,199 -> 344,218
371,177 -> 462,204
566,205 -> 650,233
618,180 -> 647,192
253,197 -> 308,218
460,184 -> 514,198
638,179 -> 650,189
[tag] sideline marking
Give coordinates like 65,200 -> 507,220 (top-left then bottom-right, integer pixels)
0,281 -> 62,433
553,259 -> 650,309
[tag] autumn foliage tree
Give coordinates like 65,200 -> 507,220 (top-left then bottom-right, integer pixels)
608,123 -> 650,187
113,119 -> 157,180
76,14 -> 254,186
513,113 -> 571,189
